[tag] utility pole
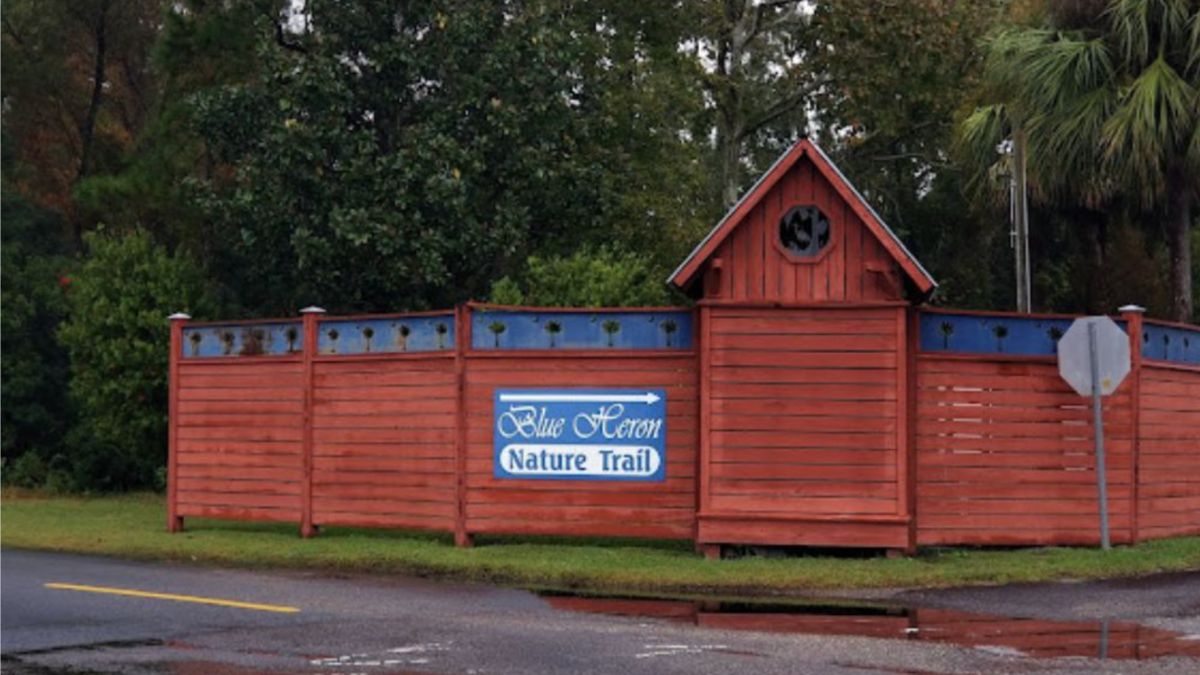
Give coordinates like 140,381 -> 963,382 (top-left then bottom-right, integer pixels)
1010,130 -> 1032,313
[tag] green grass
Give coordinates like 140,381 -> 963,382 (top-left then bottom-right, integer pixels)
3,492 -> 1199,596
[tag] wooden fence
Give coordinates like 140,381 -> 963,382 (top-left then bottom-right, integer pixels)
912,308 -> 1200,546
169,304 -> 697,545
168,303 -> 1199,549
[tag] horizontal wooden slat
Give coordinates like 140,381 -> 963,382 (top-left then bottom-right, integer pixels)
712,479 -> 898,498
709,333 -> 896,352
312,498 -> 455,518
176,505 -> 298,523
710,494 -> 895,514
712,350 -> 895,369
712,366 -> 896,385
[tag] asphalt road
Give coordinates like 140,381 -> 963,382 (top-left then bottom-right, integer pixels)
2,549 -> 1199,674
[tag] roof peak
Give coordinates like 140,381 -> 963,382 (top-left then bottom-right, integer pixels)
668,138 -> 936,296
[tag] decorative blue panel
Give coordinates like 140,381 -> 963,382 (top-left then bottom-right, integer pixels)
317,314 -> 454,355
471,309 -> 692,350
182,322 -> 302,358
919,312 -> 1077,356
1142,323 -> 1200,365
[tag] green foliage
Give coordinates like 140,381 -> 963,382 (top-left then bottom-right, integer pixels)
962,0 -> 1200,319
72,2 -> 278,254
190,0 -> 709,314
0,0 -> 162,222
488,277 -> 525,306
0,194 -> 73,467
4,452 -> 47,489
57,229 -> 215,491
489,247 -> 674,308
805,0 -> 1009,308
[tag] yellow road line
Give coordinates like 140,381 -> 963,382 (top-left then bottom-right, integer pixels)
44,583 -> 300,614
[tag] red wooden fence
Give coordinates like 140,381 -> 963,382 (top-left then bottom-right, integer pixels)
912,310 -> 1200,547
168,304 -> 1199,549
914,355 -> 1135,546
171,322 -> 305,527
311,353 -> 459,533
1137,359 -> 1200,539
698,304 -> 910,549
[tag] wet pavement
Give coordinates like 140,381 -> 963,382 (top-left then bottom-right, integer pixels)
2,549 -> 1198,674
540,594 -> 1200,661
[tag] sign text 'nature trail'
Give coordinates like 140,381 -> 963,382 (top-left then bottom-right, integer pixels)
492,389 -> 667,481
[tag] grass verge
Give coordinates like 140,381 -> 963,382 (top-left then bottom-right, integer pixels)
3,492 -> 1198,596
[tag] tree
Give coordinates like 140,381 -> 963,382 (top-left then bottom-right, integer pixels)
807,0 -> 1005,229
962,0 -> 1200,321
693,1 -> 814,206
72,1 -> 274,253
1,0 -> 162,245
0,194 -> 73,468
57,229 -> 214,490
190,0 -> 710,315
798,1 -> 1010,310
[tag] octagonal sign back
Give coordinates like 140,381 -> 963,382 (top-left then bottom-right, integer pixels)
1056,316 -> 1131,397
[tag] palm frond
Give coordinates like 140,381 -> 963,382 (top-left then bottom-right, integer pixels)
1102,54 -> 1199,203
1187,7 -> 1200,78
986,28 -> 1116,118
1107,0 -> 1194,68
984,29 -> 1059,97
958,104 -> 1012,201
1027,37 -> 1115,111
1107,0 -> 1154,66
1028,87 -> 1118,206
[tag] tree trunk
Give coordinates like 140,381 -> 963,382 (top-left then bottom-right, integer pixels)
716,117 -> 743,207
1166,170 -> 1194,322
714,0 -> 750,208
77,1 -> 109,183
74,0 -> 109,249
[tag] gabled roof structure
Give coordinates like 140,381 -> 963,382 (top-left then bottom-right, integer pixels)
669,138 -> 936,295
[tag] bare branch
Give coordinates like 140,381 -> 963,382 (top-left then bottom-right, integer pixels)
741,83 -> 816,138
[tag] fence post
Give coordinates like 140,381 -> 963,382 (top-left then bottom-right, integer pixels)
167,313 -> 190,533
904,305 -> 920,554
454,304 -> 473,547
1120,304 -> 1145,544
696,303 -> 717,559
299,306 -> 326,538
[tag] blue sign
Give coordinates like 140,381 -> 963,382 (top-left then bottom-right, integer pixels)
493,389 -> 667,481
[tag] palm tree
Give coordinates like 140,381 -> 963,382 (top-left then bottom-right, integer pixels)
962,0 -> 1199,321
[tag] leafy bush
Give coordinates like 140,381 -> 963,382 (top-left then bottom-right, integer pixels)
489,246 -> 676,307
57,229 -> 215,491
0,194 -> 73,472
4,452 -> 47,488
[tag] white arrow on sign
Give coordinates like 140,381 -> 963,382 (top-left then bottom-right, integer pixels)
498,392 -> 661,404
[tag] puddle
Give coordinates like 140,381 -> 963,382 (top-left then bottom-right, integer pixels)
540,593 -> 1200,661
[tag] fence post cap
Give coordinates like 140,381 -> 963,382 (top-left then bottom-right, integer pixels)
168,312 -> 192,321
1117,304 -> 1146,314
299,306 -> 327,314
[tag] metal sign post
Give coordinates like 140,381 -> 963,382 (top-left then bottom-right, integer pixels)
1058,316 -> 1131,551
1087,322 -> 1110,550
